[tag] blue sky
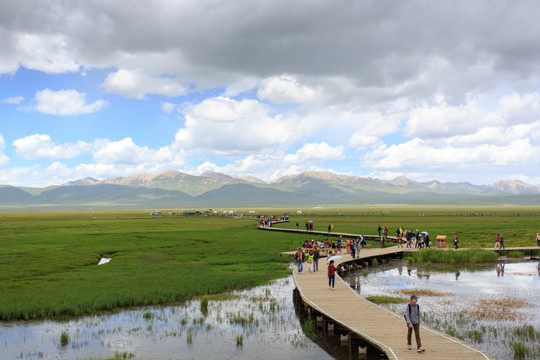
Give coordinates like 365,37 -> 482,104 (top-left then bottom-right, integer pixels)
1,0 -> 540,187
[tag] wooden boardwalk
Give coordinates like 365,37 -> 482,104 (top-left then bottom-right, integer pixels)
293,246 -> 493,360
259,224 -> 397,241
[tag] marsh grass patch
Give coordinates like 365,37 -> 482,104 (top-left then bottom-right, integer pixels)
396,288 -> 453,297
459,298 -> 535,321
365,295 -> 408,304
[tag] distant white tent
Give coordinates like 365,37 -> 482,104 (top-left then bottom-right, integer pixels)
297,211 -> 302,214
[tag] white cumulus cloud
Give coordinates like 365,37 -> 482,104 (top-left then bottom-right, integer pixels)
93,137 -> 185,167
175,96 -> 301,155
284,142 -> 344,163
257,76 -> 320,103
195,142 -> 344,182
2,96 -> 24,104
13,134 -> 92,160
33,89 -> 108,115
0,134 -> 9,167
102,69 -> 187,99
15,33 -> 80,74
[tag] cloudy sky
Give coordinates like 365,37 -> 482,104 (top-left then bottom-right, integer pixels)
1,0 -> 539,187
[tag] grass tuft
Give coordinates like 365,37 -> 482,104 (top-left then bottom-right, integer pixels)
60,331 -> 69,347
405,249 -> 498,264
365,295 -> 408,304
236,334 -> 244,347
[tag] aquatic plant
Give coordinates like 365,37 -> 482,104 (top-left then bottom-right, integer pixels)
186,328 -> 193,344
397,288 -> 452,297
60,331 -> 69,347
512,341 -> 528,359
362,269 -> 369,276
200,296 -> 209,316
236,334 -> 244,347
1,207 -> 537,321
513,324 -> 537,340
113,351 -> 135,359
405,249 -> 498,264
143,311 -> 152,320
466,329 -> 484,343
459,298 -> 533,321
365,295 -> 408,304
227,312 -> 259,327
372,258 -> 378,267
303,318 -> 316,335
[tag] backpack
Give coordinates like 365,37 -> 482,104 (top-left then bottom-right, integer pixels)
404,303 -> 419,322
301,252 -> 306,262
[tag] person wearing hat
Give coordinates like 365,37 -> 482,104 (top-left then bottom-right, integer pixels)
404,294 -> 425,353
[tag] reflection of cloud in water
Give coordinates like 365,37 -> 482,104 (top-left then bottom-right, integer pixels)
344,261 -> 539,360
345,261 -> 539,321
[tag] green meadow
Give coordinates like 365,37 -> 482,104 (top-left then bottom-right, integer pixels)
0,205 -> 538,321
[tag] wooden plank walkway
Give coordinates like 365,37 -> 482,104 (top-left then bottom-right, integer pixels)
259,224 -> 397,241
293,246 -> 493,360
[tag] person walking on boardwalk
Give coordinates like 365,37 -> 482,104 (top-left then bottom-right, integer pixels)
313,247 -> 320,271
453,233 -> 459,249
537,233 -> 540,247
494,234 -> 501,249
295,248 -> 304,274
499,233 -> 505,249
377,225 -> 382,237
307,250 -> 314,272
404,294 -> 425,353
327,260 -> 337,289
296,222 -> 299,230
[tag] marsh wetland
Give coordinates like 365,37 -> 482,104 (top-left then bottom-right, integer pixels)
344,259 -> 540,360
1,208 -> 539,359
1,276 -> 359,360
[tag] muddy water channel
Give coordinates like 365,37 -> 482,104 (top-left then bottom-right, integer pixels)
1,276 -> 360,360
343,260 -> 540,360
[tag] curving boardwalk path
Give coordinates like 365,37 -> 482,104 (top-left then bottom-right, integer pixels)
292,246 -> 493,360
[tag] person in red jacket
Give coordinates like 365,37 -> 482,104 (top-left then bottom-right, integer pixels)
327,260 -> 337,289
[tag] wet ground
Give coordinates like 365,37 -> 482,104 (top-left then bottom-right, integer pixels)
0,276 -> 354,360
343,260 -> 540,360
3,260 -> 538,359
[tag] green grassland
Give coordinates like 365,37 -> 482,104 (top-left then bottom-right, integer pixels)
271,205 -> 540,248
0,205 -> 538,321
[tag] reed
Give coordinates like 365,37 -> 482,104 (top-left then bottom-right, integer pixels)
1,207 -> 537,320
200,296 -> 209,316
365,295 -> 407,304
405,249 -> 498,264
235,334 -> 244,347
60,331 -> 69,347
511,341 -> 528,359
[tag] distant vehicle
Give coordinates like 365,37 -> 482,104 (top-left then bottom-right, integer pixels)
150,211 -> 161,215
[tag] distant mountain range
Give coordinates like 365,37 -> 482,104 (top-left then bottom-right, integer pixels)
1,170 -> 539,208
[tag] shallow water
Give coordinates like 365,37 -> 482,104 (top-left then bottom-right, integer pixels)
343,260 -> 540,360
0,277 -> 344,360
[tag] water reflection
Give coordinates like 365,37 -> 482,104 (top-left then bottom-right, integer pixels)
343,260 -> 540,360
0,277 -> 344,360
